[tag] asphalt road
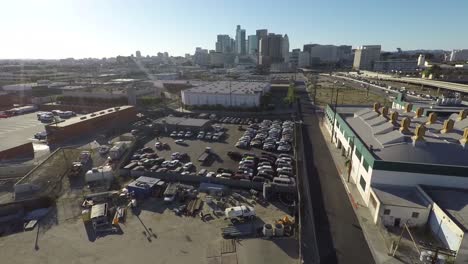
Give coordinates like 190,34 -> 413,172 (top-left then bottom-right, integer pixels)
298,96 -> 375,264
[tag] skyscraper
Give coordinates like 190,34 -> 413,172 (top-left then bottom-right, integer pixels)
281,34 -> 289,62
268,34 -> 283,63
136,50 -> 142,58
247,35 -> 258,55
235,25 -> 246,55
216,34 -> 233,53
353,45 -> 381,70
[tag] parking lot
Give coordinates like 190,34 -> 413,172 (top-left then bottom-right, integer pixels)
128,117 -> 295,185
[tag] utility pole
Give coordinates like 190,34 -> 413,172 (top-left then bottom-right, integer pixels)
229,81 -> 232,108
330,84 -> 339,143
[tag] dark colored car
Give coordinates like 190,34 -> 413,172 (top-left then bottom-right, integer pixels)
227,151 -> 242,161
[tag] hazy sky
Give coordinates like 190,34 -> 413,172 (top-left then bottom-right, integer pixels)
1,0 -> 467,59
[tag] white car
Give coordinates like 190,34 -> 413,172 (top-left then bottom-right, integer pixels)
155,142 -> 162,149
169,160 -> 179,168
175,139 -> 185,144
183,162 -> 194,170
206,172 -> 216,178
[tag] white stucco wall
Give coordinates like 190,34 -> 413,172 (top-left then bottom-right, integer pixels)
429,202 -> 465,252
372,170 -> 468,189
378,204 -> 430,227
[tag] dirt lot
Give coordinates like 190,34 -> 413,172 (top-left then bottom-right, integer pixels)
142,124 -> 284,174
0,192 -> 298,264
312,77 -> 389,106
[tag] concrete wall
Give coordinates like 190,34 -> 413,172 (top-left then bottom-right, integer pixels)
429,202 -> 465,251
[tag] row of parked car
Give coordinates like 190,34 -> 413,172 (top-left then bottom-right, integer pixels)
217,117 -> 260,125
126,146 -> 196,175
236,120 -> 293,152
237,152 -> 295,185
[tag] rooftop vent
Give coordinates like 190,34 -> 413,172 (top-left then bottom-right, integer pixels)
373,102 -> 381,113
399,117 -> 411,134
426,112 -> 437,125
412,123 -> 427,146
100,111 -> 105,114
90,114 -> 96,117
80,116 -> 87,120
108,109 -> 113,112
458,109 -> 467,121
389,111 -> 399,124
441,119 -> 455,134
405,103 -> 413,113
381,106 -> 389,118
415,107 -> 423,118
460,128 -> 468,148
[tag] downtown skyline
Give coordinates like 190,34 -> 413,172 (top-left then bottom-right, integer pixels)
1,0 -> 467,59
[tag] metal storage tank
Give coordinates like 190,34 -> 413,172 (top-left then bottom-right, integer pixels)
263,224 -> 273,237
274,223 -> 284,236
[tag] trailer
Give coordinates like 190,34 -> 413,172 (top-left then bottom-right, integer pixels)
198,147 -> 212,163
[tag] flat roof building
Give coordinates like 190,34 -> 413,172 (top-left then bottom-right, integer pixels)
324,100 -> 468,211
181,81 -> 270,108
46,105 -> 137,144
153,116 -> 211,132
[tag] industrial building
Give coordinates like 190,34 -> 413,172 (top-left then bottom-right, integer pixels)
353,45 -> 381,70
324,99 -> 468,215
153,116 -> 211,132
181,81 -> 270,108
45,105 -> 137,144
324,98 -> 468,261
373,60 -> 418,73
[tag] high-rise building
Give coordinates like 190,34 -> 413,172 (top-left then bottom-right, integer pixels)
417,54 -> 426,67
136,50 -> 142,58
298,51 -> 311,67
353,45 -> 381,70
193,47 -> 210,66
247,35 -> 258,55
268,34 -> 283,63
258,32 -> 284,66
256,29 -> 268,48
302,44 -> 352,64
216,34 -> 233,53
450,49 -> 468,62
281,34 -> 289,62
235,25 -> 247,55
290,48 -> 300,68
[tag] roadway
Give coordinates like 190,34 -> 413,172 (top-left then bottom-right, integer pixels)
353,71 -> 468,94
298,95 -> 375,264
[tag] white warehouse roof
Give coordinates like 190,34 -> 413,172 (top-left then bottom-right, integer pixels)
183,81 -> 269,95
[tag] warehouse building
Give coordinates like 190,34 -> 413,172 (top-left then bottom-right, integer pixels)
181,81 -> 270,108
422,186 -> 468,262
324,100 -> 468,218
153,116 -> 211,132
45,106 -> 137,144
